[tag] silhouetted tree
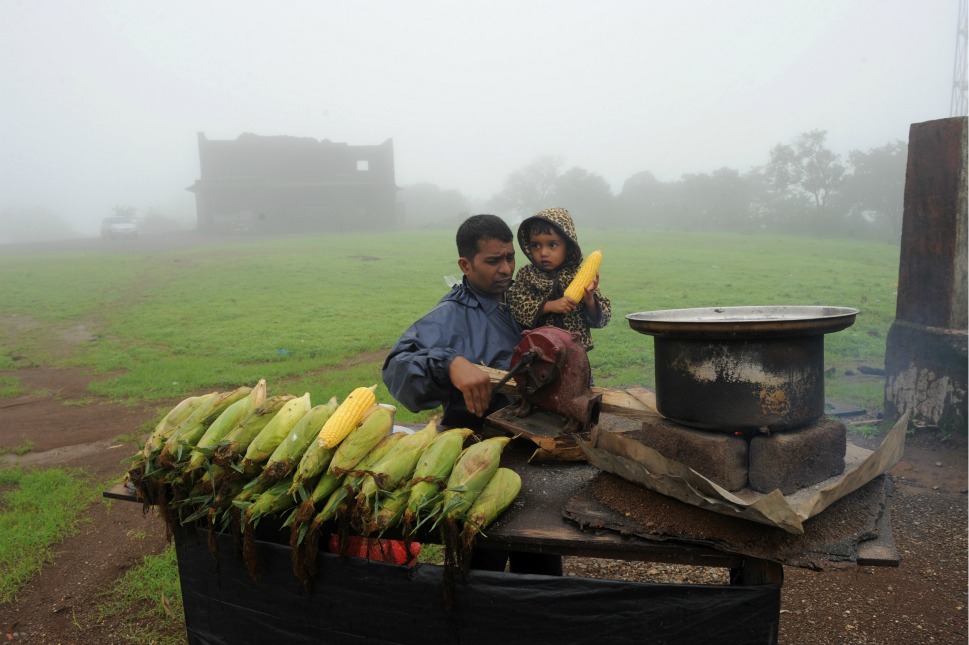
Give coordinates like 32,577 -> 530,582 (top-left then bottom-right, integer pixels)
764,130 -> 845,233
839,140 -> 907,242
616,171 -> 666,228
488,155 -> 564,221
548,167 -> 615,227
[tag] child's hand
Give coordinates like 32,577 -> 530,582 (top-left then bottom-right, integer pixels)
544,297 -> 578,315
582,273 -> 600,306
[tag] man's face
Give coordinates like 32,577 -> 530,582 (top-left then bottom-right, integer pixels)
459,237 -> 516,300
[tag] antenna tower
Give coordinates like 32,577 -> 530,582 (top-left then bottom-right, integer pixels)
952,0 -> 968,116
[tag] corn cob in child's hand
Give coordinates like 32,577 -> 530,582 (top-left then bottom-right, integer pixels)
564,250 -> 602,303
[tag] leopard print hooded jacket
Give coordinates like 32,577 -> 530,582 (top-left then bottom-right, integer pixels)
506,207 -> 611,350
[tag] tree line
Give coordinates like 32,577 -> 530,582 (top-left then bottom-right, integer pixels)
398,130 -> 906,244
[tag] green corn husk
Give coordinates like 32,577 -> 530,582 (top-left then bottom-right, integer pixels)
212,395 -> 295,467
240,477 -> 298,582
142,392 -> 217,459
356,420 -> 438,504
460,467 -> 521,548
352,422 -> 439,533
160,385 -> 254,466
369,484 -> 411,535
152,392 -> 225,467
260,397 -> 338,484
324,405 -> 394,477
241,477 -> 299,528
404,427 -> 474,529
185,380 -> 268,474
242,392 -> 312,467
305,430 -> 405,525
440,435 -> 511,522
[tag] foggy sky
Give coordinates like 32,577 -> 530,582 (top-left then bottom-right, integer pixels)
0,0 -> 961,237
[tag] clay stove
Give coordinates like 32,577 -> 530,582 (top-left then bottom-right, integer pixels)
626,306 -> 860,494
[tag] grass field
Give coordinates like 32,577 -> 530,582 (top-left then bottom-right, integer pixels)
0,228 -> 901,639
0,229 -> 899,419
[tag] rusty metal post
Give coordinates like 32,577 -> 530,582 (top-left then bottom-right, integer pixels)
885,117 -> 968,433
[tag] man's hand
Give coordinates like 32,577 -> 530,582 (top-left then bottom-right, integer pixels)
448,356 -> 493,417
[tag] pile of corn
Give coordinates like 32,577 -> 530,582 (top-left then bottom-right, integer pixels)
125,379 -> 520,587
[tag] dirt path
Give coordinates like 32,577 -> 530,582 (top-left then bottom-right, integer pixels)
0,366 -> 966,644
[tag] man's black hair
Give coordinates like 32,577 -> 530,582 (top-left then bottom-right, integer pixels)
456,214 -> 513,260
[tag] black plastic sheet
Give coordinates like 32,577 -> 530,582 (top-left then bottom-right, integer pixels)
175,527 -> 780,645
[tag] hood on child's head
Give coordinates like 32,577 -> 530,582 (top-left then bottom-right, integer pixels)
517,207 -> 583,266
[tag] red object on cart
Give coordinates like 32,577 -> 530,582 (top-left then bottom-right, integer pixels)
327,534 -> 421,565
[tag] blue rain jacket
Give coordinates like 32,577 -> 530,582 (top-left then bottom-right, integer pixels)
382,277 -> 523,428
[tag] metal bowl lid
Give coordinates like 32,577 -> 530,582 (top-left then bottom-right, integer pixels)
626,305 -> 860,339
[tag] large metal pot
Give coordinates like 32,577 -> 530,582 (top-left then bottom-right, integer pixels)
626,306 -> 859,433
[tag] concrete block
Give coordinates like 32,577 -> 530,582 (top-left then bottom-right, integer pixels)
638,416 -> 749,491
748,418 -> 847,494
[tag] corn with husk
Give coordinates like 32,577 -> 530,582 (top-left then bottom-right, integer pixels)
242,392 -> 312,467
141,392 -> 217,459
440,435 -> 511,522
212,394 -> 295,467
460,467 -> 521,548
404,427 -> 474,531
260,397 -> 338,483
324,404 -> 394,477
185,380 -> 268,474
158,387 -> 253,466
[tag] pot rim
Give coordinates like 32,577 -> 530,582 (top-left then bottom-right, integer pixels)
626,305 -> 860,339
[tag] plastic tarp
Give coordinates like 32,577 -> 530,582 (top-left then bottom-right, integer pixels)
175,527 -> 780,645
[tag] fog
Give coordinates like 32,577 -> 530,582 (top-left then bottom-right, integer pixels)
0,0 -> 960,240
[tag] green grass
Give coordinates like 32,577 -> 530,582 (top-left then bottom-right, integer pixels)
0,466 -> 97,603
0,229 -> 899,419
0,228 -> 902,637
0,436 -> 35,456
97,543 -> 185,645
0,375 -> 24,397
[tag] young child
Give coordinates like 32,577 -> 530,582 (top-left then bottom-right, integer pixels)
506,207 -> 611,352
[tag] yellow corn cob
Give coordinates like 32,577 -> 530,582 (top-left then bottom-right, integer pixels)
441,435 -> 511,521
461,467 -> 521,546
317,385 -> 377,449
563,249 -> 602,303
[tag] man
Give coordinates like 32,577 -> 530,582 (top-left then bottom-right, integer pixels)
382,214 -> 562,576
382,213 -> 521,430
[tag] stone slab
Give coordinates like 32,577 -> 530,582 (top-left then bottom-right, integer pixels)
748,418 -> 847,494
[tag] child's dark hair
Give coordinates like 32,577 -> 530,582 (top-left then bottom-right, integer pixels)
456,214 -> 513,260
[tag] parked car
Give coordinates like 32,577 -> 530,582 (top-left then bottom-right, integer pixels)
101,216 -> 139,240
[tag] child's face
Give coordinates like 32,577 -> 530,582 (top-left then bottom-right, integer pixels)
527,229 -> 568,271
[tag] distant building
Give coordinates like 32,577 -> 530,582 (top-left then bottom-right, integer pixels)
187,132 -> 399,233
